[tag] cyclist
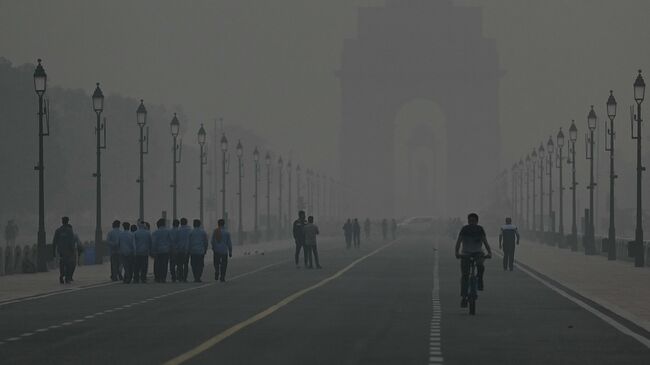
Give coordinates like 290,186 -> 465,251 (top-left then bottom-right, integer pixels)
455,213 -> 492,308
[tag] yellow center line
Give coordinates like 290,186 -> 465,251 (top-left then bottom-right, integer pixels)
163,239 -> 398,365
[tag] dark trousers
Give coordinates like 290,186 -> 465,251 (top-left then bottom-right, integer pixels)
121,255 -> 135,283
169,253 -> 177,282
176,253 -> 189,281
353,233 -> 360,248
344,234 -> 352,249
58,256 -> 75,282
460,256 -> 485,297
110,253 -> 122,281
213,253 -> 228,280
305,245 -> 320,268
294,241 -> 307,265
190,254 -> 205,281
503,242 -> 515,270
154,253 -> 170,282
134,255 -> 148,282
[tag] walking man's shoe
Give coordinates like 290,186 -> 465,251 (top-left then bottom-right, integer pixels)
460,297 -> 468,308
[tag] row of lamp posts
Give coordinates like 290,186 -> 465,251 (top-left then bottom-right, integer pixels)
510,70 -> 646,267
31,59 -> 343,270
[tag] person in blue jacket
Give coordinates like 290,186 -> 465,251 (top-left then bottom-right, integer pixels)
106,220 -> 122,281
211,219 -> 233,282
118,222 -> 136,284
134,221 -> 152,283
151,218 -> 172,283
176,218 -> 192,282
188,219 -> 208,282
169,219 -> 180,282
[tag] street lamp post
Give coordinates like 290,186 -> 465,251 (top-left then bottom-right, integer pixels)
531,149 -> 537,233
220,133 -> 228,222
136,100 -> 148,222
606,91 -> 617,260
253,148 -> 260,242
538,143 -> 545,236
547,137 -> 555,239
287,160 -> 292,234
265,152 -> 272,240
585,105 -> 597,255
296,164 -> 302,211
511,164 -> 517,221
526,155 -> 531,231
556,128 -> 565,247
519,160 -> 524,228
236,141 -> 243,244
278,157 -> 284,237
569,120 -> 578,251
92,83 -> 106,264
34,59 -> 48,272
632,70 -> 645,267
170,114 -> 182,220
198,124 -> 207,225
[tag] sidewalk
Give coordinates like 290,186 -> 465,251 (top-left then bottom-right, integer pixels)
502,239 -> 650,331
0,238 -> 296,304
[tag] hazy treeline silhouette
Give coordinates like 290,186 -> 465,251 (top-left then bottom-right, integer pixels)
0,58 -> 290,241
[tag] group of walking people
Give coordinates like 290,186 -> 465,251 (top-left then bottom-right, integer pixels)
105,217 -> 233,284
343,218 -> 398,248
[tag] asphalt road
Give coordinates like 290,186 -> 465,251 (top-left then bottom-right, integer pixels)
0,235 -> 648,364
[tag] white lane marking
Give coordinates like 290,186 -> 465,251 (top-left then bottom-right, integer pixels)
499,252 -> 650,349
429,242 -> 444,365
2,260 -> 288,345
0,281 -> 121,307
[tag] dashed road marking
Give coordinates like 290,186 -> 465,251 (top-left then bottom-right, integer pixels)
429,243 -> 444,365
0,260 -> 287,346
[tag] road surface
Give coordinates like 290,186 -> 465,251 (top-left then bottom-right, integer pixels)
0,235 -> 648,364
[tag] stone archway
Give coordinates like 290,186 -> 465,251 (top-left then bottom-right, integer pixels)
339,0 -> 501,217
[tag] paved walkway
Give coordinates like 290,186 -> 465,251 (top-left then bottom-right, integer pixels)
0,238 -> 298,304
498,238 -> 650,332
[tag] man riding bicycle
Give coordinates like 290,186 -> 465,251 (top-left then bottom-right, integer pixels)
455,213 -> 492,308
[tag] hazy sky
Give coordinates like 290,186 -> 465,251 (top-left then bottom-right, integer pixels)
2,0 -> 650,182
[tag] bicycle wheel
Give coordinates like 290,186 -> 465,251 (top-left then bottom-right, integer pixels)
469,298 -> 476,315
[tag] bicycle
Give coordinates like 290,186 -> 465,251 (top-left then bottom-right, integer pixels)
460,252 -> 491,315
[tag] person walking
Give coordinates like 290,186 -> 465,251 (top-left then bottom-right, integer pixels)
151,218 -> 172,283
52,217 -> 76,284
118,222 -> 136,284
498,217 -> 520,271
381,219 -> 388,241
169,219 -> 180,282
211,219 -> 233,282
106,220 -> 122,281
343,219 -> 353,249
292,210 -> 308,268
364,218 -> 371,240
176,218 -> 192,282
303,216 -> 321,269
133,221 -> 152,283
353,218 -> 361,248
188,219 -> 208,282
391,218 -> 398,240
4,220 -> 18,248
